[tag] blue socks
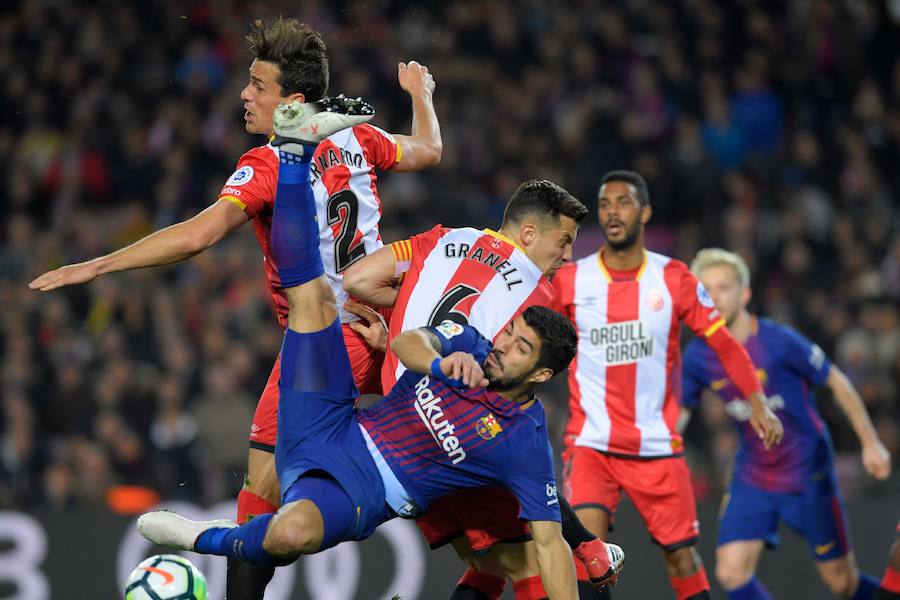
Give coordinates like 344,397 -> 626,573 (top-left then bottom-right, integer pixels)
195,514 -> 291,567
271,146 -> 324,288
852,573 -> 879,600
727,577 -> 774,600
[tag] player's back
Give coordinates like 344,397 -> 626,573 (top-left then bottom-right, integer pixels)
217,124 -> 400,328
682,316 -> 834,491
382,226 -> 555,388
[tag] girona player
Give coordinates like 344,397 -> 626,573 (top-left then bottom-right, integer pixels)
552,170 -> 782,600
344,180 -> 625,599
27,17 -> 441,599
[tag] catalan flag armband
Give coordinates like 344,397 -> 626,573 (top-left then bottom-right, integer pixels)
390,239 -> 413,277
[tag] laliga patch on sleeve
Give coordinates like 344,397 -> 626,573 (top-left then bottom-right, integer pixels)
696,282 -> 715,308
436,320 -> 464,339
226,165 -> 255,186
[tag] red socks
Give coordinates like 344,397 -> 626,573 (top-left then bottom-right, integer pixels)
670,566 -> 710,600
883,566 -> 900,594
513,575 -> 547,600
458,568 -> 506,600
236,489 -> 279,524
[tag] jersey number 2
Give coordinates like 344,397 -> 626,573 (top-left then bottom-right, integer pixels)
327,190 -> 367,272
428,284 -> 480,327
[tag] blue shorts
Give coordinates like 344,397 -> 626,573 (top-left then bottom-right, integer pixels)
274,320 -> 392,542
718,471 -> 851,561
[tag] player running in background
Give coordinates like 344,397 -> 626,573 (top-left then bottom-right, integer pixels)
553,170 -> 783,600
344,181 -> 624,598
138,100 -> 581,599
877,522 -> 900,600
27,17 -> 442,600
682,248 -> 891,600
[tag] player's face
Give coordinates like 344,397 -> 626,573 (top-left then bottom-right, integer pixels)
698,264 -> 751,323
524,215 -> 579,277
240,60 -> 300,136
598,182 -> 650,251
484,316 -> 548,391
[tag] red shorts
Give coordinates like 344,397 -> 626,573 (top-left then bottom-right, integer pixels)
562,446 -> 700,550
248,322 -> 385,450
416,486 -> 531,555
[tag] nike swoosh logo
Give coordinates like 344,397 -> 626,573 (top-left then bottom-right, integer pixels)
142,566 -> 175,585
815,541 -> 835,555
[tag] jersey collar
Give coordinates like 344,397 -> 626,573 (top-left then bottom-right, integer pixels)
483,228 -> 525,254
598,248 -> 648,283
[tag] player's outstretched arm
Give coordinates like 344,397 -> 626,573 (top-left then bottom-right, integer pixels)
530,520 -> 578,600
390,327 -> 488,388
392,61 -> 442,172
28,200 -> 248,291
827,366 -> 892,480
342,244 -> 401,307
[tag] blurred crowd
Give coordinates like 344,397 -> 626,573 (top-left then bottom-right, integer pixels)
1,0 -> 898,511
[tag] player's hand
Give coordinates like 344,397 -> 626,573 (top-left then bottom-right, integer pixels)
398,61 -> 435,97
749,394 -> 783,449
345,300 -> 388,353
28,262 -> 100,291
862,439 -> 892,480
436,352 -> 488,388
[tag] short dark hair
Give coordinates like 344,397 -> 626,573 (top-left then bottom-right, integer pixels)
600,170 -> 650,206
502,180 -> 589,228
522,306 -> 577,376
246,18 -> 329,100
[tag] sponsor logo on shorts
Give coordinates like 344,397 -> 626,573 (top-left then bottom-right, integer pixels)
414,376 -> 466,464
546,483 -> 559,506
815,541 -> 835,555
476,413 -> 502,440
226,165 -> 254,186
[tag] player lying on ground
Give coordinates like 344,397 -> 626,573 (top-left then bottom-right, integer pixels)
138,99 -> 595,599
683,248 -> 891,600
343,182 -> 624,598
28,18 -> 442,600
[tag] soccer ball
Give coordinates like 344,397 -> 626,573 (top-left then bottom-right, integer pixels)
124,554 -> 208,600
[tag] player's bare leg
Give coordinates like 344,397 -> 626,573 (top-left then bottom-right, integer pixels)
572,508 -> 613,599
715,540 -> 767,595
816,552 -> 881,599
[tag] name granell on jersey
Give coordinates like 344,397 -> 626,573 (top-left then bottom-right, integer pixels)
414,375 -> 467,464
443,242 -> 523,290
309,147 -> 365,184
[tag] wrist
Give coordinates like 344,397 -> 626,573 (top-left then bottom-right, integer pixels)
430,357 -> 443,378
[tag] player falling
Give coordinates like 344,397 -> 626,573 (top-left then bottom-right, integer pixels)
682,248 -> 891,600
139,99 -> 586,599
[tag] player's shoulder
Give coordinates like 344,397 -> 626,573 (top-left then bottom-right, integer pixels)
757,317 -> 808,347
237,142 -> 278,166
656,251 -> 688,274
323,123 -> 394,149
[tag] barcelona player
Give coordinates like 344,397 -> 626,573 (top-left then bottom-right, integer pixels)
683,248 -> 891,600
138,100 -> 582,599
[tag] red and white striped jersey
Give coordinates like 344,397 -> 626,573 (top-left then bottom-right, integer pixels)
217,124 -> 400,327
553,249 -> 727,457
382,225 -> 557,390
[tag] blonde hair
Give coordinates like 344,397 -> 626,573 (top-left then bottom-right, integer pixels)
690,248 -> 750,288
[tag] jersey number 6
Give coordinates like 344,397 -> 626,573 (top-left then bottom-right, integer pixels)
428,284 -> 481,327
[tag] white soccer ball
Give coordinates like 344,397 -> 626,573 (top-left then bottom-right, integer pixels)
124,554 -> 208,600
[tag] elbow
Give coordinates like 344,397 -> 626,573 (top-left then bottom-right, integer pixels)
342,264 -> 365,296
424,140 -> 443,167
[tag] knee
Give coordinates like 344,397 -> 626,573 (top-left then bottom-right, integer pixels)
821,567 -> 857,598
666,546 -> 701,578
263,511 -> 320,557
715,559 -> 751,591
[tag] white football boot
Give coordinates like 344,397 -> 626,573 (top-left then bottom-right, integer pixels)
137,510 -> 237,551
273,95 -> 375,156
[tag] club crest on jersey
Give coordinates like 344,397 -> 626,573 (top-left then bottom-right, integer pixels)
646,288 -> 665,311
696,282 -> 715,308
436,320 -> 464,339
476,413 -> 503,440
226,165 -> 254,186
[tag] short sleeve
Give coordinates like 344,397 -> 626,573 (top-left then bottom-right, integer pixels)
780,326 -> 831,386
426,322 -> 492,363
550,262 -> 577,320
681,341 -> 708,410
355,124 -> 400,171
502,436 -> 561,522
217,148 -> 277,219
666,260 -> 726,339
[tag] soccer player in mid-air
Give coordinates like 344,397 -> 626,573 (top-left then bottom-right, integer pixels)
553,170 -> 783,600
682,248 -> 891,600
344,180 -> 624,598
138,99 -> 583,599
28,18 -> 442,599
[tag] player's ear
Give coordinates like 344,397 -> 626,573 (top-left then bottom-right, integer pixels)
640,203 -> 652,225
287,92 -> 306,103
519,223 -> 537,247
527,367 -> 553,385
741,285 -> 751,306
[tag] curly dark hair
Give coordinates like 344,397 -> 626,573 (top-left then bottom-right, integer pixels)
521,306 -> 577,376
246,17 -> 329,100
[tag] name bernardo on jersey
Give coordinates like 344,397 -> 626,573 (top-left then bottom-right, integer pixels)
589,319 -> 654,366
414,375 -> 467,464
309,147 -> 365,184
443,242 -> 523,290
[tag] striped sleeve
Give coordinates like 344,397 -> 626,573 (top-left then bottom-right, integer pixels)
390,238 -> 414,276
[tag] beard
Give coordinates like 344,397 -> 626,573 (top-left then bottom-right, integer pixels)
484,355 -> 531,392
605,219 -> 641,251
